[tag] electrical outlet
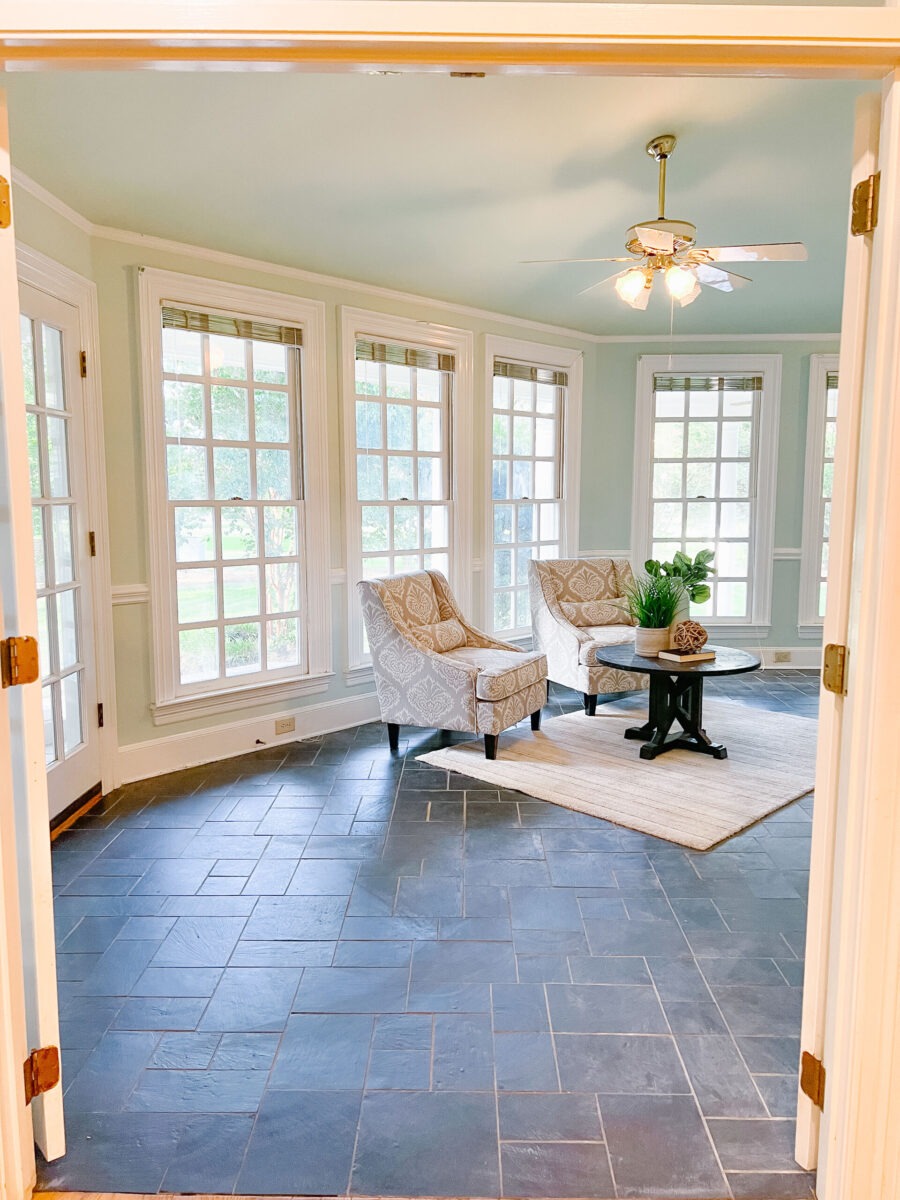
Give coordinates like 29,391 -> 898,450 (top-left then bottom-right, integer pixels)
274,717 -> 296,736
773,650 -> 792,663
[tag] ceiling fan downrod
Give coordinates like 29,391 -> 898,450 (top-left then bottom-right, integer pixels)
646,134 -> 677,221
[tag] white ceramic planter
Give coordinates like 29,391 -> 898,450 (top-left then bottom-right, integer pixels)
669,595 -> 691,648
634,625 -> 671,657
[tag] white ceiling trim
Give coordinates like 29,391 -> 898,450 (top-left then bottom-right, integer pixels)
13,167 -> 840,347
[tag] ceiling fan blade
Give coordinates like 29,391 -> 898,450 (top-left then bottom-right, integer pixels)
694,264 -> 753,292
697,242 -> 808,263
635,226 -> 676,254
521,256 -> 636,265
577,269 -> 632,297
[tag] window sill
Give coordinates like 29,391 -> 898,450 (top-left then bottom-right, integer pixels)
151,673 -> 333,726
344,665 -> 375,686
702,623 -> 772,640
798,622 -> 825,640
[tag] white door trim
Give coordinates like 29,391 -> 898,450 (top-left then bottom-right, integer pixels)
795,94 -> 878,1171
0,91 -> 64,1163
16,243 -> 118,794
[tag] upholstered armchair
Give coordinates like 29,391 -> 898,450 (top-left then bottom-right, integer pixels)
529,557 -> 648,714
358,570 -> 548,759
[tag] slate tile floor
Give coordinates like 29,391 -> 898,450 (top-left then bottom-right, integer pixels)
40,670 -> 820,1199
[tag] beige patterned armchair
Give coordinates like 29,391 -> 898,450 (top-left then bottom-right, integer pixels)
358,570 -> 548,759
529,558 -> 647,714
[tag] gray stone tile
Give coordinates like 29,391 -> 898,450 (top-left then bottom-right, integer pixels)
352,1091 -> 500,1196
700,957 -> 788,986
585,919 -> 691,958
79,938 -> 161,996
755,1073 -> 800,1117
198,967 -> 301,1031
209,1032 -> 280,1070
500,1142 -> 614,1198
127,1068 -> 267,1111
517,955 -> 572,983
238,1090 -> 362,1194
663,1000 -> 729,1034
440,916 -> 512,941
341,915 -> 439,941
133,966 -> 223,997
602,1094 -> 728,1198
64,1031 -> 160,1112
646,957 -> 712,1001
36,1112 -> 183,1192
711,984 -> 804,1036
545,852 -> 616,887
396,876 -> 463,918
149,1032 -> 221,1069
498,1092 -> 603,1141
556,1034 -> 690,1094
228,938 -> 335,967
727,1170 -> 815,1198
59,915 -> 129,955
708,1117 -> 799,1171
676,1035 -> 768,1117
433,1013 -> 494,1090
492,983 -> 550,1032
161,1113 -> 253,1193
736,1036 -> 801,1074
111,997 -> 208,1031
514,929 -> 589,957
509,886 -> 585,931
366,1049 -> 431,1089
412,939 -> 517,988
286,858 -> 360,894
547,984 -> 667,1034
116,916 -> 177,940
372,1012 -> 433,1051
270,1013 -> 374,1089
130,859 -> 215,895
465,859 -> 552,888
292,966 -> 409,1013
568,956 -> 651,985
334,939 -> 412,967
494,1032 -> 559,1091
242,894 -> 346,940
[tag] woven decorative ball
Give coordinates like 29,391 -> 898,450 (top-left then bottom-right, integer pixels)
673,619 -> 708,652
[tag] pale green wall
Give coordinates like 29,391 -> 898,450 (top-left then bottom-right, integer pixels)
15,187 -> 831,750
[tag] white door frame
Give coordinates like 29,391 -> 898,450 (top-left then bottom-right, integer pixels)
17,244 -> 118,795
2,9 -> 900,1199
0,91 -> 65,1167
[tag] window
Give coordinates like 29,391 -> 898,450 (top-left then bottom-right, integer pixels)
800,354 -> 839,632
632,355 -> 781,630
343,309 -> 473,668
140,270 -> 329,720
486,340 -> 583,636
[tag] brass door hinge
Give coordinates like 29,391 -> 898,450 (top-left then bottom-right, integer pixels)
851,172 -> 880,236
0,636 -> 40,688
23,1045 -> 60,1106
80,350 -> 87,378
89,530 -> 97,557
800,1050 -> 826,1110
822,643 -> 848,695
0,176 -> 10,229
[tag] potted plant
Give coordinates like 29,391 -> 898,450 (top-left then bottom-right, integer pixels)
645,549 -> 715,645
623,572 -> 686,657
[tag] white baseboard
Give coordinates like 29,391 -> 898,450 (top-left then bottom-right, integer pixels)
759,646 -> 823,669
117,692 -> 381,785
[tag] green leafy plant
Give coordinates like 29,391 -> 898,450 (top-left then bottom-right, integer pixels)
645,548 -> 715,605
623,572 -> 686,629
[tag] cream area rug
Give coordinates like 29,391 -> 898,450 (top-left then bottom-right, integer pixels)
418,700 -> 816,850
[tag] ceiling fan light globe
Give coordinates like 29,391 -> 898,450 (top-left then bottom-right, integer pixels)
615,268 -> 649,305
665,264 -> 697,300
675,278 -> 703,307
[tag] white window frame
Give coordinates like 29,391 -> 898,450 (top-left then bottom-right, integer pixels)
342,306 -> 473,671
799,352 -> 839,637
631,353 -> 781,635
139,268 -> 330,723
484,335 -> 582,638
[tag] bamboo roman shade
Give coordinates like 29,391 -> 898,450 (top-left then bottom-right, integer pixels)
653,375 -> 762,392
355,339 -> 454,373
493,359 -> 568,388
161,306 -> 303,347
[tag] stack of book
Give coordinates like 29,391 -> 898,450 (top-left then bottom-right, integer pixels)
658,647 -> 716,664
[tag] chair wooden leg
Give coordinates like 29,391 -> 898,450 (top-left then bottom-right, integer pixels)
387,722 -> 400,753
484,734 -> 498,760
531,709 -> 541,731
584,694 -> 598,716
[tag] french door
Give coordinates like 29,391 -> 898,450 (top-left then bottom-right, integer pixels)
19,283 -> 101,818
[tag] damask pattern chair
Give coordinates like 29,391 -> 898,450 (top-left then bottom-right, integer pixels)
358,570 -> 548,759
529,557 -> 648,714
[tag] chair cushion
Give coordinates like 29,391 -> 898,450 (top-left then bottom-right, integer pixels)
442,647 -> 547,702
379,571 -> 441,626
546,559 -> 619,604
577,625 -> 637,666
415,618 -> 467,653
560,598 -> 631,628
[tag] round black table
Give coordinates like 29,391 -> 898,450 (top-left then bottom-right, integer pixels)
594,643 -> 761,761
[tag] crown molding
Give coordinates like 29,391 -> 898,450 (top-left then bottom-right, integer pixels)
15,168 -> 841,348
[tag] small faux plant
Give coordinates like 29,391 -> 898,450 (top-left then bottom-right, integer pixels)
623,573 -> 686,629
645,549 -> 715,605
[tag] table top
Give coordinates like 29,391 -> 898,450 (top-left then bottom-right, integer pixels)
594,643 -> 762,678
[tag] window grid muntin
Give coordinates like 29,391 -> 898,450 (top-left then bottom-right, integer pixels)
21,312 -> 85,767
162,326 -> 307,691
354,356 -> 452,581
649,377 -> 761,622
491,371 -> 564,634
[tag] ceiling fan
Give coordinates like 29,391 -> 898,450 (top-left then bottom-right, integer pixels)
525,134 -> 808,309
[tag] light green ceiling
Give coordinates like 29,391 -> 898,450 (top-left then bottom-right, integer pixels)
2,71 -> 868,335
